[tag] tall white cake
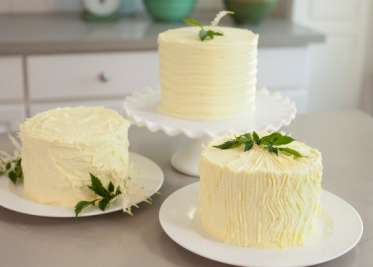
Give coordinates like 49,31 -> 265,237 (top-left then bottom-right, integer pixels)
199,133 -> 323,248
158,26 -> 258,120
19,107 -> 130,208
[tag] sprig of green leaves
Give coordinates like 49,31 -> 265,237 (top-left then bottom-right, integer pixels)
0,157 -> 23,184
184,18 -> 224,41
213,132 -> 303,159
74,173 -> 122,217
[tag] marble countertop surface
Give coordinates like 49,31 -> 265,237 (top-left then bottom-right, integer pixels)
0,110 -> 371,267
0,12 -> 325,55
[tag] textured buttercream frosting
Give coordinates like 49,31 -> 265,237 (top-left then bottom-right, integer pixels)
199,135 -> 323,248
158,26 -> 258,120
19,107 -> 130,208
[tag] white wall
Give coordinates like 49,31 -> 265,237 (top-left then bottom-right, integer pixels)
293,0 -> 371,113
361,2 -> 373,115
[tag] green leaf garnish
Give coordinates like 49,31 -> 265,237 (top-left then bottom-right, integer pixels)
88,173 -> 110,198
184,11 -> 233,42
74,173 -> 122,217
74,200 -> 96,216
184,18 -> 203,27
244,141 -> 254,152
108,181 -> 115,193
213,140 -> 240,150
213,132 -> 303,159
1,157 -> 23,184
260,132 -> 282,145
278,147 -> 303,159
273,135 -> 295,146
200,29 -> 223,41
98,198 -> 111,211
253,131 -> 260,145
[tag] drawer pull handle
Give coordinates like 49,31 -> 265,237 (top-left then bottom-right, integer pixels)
98,72 -> 110,83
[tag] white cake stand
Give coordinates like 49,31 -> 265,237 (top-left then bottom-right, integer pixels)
123,88 -> 296,176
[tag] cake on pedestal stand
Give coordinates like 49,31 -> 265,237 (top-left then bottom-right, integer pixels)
123,87 -> 296,176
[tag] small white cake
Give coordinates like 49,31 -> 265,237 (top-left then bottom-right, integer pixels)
158,26 -> 258,120
19,107 -> 130,208
199,133 -> 323,248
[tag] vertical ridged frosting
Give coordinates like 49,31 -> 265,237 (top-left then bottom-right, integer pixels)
158,26 -> 258,120
199,137 -> 323,248
19,107 -> 130,208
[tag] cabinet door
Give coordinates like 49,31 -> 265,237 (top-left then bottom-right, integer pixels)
0,57 -> 24,100
28,52 -> 159,100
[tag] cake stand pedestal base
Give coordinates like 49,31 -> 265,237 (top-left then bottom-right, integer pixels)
171,137 -> 210,176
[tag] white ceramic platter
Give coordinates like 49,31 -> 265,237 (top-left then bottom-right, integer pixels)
159,183 -> 363,267
0,152 -> 164,218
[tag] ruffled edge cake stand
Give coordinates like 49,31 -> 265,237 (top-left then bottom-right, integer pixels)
123,88 -> 296,176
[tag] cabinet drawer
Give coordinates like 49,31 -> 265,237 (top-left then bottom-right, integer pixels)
28,52 -> 159,100
0,104 -> 26,133
0,57 -> 24,100
30,99 -> 126,116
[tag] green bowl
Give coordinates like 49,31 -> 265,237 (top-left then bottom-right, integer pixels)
143,0 -> 196,22
224,0 -> 278,24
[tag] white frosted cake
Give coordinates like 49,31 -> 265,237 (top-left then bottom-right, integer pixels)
19,107 -> 130,208
158,26 -> 258,120
199,132 -> 323,248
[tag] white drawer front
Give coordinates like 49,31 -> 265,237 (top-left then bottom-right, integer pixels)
257,48 -> 309,90
0,104 -> 26,133
0,57 -> 24,100
28,52 -> 159,100
30,99 -> 126,116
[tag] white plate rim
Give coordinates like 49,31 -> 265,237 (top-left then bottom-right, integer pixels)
0,152 -> 164,218
159,182 -> 363,267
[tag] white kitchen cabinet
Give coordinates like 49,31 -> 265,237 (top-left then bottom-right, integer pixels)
27,49 -> 311,112
28,52 -> 159,100
0,44 -> 315,134
0,104 -> 25,132
0,57 -> 24,100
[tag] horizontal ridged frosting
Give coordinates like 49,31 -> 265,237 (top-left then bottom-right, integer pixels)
199,137 -> 323,248
158,26 -> 258,120
19,107 -> 130,208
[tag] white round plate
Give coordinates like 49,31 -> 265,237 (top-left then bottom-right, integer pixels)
0,152 -> 164,218
159,183 -> 363,267
123,87 -> 296,139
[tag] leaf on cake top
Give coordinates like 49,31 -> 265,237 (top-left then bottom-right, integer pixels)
184,10 -> 234,41
213,132 -> 303,159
